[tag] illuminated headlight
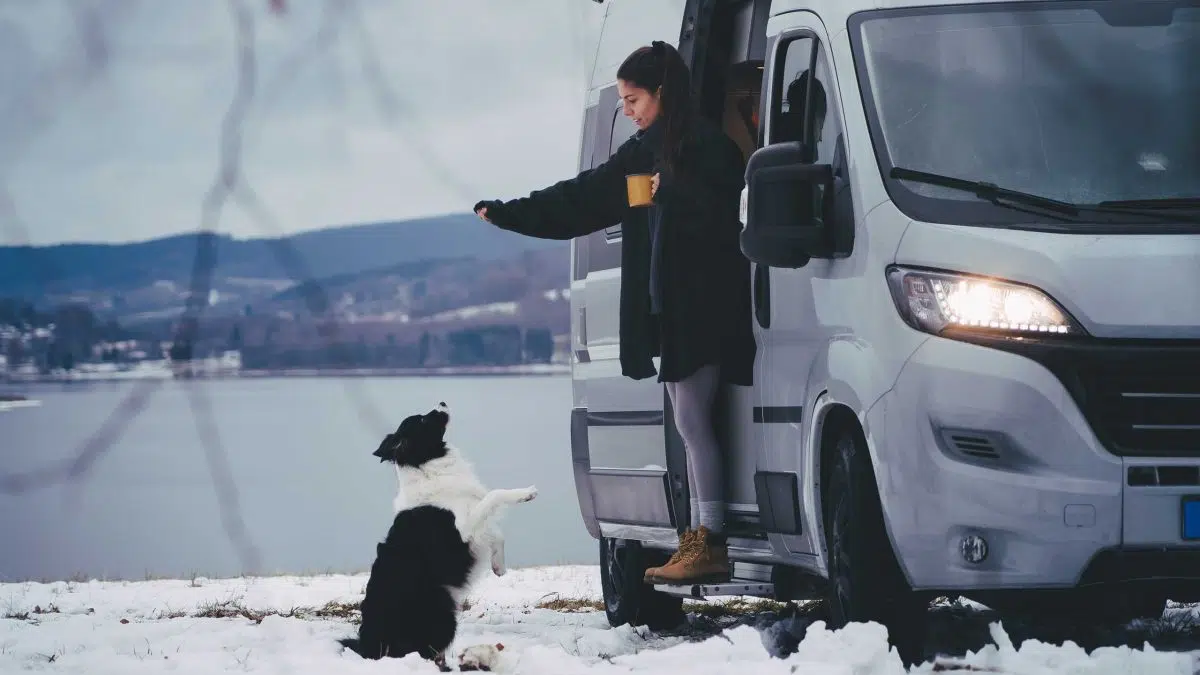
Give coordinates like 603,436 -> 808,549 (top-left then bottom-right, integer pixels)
886,266 -> 1082,337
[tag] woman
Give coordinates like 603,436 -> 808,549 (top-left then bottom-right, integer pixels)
474,41 -> 755,585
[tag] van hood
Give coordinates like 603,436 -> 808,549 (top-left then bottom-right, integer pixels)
893,221 -> 1200,339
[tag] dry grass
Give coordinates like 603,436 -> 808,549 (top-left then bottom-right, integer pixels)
688,598 -> 799,618
532,595 -> 805,618
535,597 -> 606,613
2,585 -> 817,630
183,598 -> 362,624
3,603 -> 60,621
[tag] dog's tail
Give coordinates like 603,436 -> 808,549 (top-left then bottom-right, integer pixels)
338,637 -> 376,660
340,637 -> 413,661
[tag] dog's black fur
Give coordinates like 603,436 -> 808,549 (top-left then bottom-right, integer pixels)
372,403 -> 451,467
339,403 -> 474,666
339,505 -> 475,663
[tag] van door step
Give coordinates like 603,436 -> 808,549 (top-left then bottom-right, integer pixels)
652,579 -> 774,600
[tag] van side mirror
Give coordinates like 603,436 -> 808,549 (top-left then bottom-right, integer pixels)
739,142 -> 834,269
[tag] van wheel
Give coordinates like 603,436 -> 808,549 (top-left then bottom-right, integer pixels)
824,429 -> 928,666
599,537 -> 685,631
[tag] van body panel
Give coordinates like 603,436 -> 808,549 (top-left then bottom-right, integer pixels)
894,224 -> 1200,339
1124,459 -> 1200,547
754,0 -> 925,552
589,0 -> 689,90
877,336 -> 1125,589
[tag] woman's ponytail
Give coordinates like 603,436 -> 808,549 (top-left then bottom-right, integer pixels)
618,40 -> 695,171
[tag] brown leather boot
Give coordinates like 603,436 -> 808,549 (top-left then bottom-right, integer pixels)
644,528 -> 697,583
650,526 -> 731,585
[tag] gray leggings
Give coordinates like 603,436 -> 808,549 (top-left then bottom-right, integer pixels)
665,364 -> 724,532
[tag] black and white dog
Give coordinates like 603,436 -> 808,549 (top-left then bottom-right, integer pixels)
339,402 -> 537,667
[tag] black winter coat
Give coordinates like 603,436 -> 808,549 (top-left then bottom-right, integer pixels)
477,116 -> 756,386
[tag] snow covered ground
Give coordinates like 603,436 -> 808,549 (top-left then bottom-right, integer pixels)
2,565 -> 1198,674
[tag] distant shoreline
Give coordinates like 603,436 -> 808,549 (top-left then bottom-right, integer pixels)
2,363 -> 571,383
238,364 -> 570,379
0,393 -> 27,402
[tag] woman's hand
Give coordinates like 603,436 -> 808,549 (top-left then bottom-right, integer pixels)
473,200 -> 494,223
650,173 -> 660,198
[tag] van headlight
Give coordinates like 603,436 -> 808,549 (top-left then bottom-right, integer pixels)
885,266 -> 1083,337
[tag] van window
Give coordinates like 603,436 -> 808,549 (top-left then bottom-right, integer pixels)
600,105 -> 638,244
587,104 -> 632,272
609,106 -> 639,155
768,36 -> 816,146
810,45 -> 842,165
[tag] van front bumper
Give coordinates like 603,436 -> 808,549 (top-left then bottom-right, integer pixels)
870,333 -> 1200,592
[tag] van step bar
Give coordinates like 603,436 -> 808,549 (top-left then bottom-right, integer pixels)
652,579 -> 775,600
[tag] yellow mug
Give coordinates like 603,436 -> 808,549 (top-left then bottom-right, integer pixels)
626,173 -> 654,208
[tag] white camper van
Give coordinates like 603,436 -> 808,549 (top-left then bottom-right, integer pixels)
569,0 -> 1200,650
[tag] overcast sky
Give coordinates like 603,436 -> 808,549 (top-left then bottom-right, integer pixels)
0,0 -> 608,245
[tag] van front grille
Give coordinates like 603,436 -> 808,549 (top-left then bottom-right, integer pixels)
1077,355 -> 1200,457
951,333 -> 1200,459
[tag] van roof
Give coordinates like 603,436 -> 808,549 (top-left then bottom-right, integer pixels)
771,0 -> 1084,33
590,0 -> 1086,89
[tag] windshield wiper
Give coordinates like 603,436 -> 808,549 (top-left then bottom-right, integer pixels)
892,167 -> 1195,224
1091,197 -> 1200,224
890,167 -> 1082,222
1098,197 -> 1200,210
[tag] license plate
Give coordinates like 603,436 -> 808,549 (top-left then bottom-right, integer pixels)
1182,496 -> 1200,541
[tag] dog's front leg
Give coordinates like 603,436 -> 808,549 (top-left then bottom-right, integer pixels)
489,528 -> 507,577
461,486 -> 538,541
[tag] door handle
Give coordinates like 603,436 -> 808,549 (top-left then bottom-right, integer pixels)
753,263 -> 771,329
575,306 -> 590,362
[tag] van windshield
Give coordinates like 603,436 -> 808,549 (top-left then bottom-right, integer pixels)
849,2 -> 1200,227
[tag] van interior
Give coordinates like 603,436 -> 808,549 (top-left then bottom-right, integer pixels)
685,0 -> 768,537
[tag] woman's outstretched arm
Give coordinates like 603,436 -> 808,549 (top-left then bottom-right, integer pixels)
476,138 -> 644,241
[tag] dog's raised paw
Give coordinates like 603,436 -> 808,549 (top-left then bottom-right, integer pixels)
519,486 -> 538,502
459,643 -> 504,672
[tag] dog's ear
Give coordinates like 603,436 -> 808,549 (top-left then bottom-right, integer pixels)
372,433 -> 401,463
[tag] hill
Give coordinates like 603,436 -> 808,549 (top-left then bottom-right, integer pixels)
0,214 -> 566,324
0,214 -> 573,373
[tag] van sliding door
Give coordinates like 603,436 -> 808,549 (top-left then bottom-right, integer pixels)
574,86 -> 678,543
571,0 -> 714,545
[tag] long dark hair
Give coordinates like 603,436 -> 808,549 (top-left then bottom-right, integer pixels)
617,40 -> 694,170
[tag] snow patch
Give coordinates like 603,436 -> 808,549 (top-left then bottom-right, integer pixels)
1,566 -> 1196,673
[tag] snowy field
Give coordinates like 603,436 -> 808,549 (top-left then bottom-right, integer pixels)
2,565 -> 1199,674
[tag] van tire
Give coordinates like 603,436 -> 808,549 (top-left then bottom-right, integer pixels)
599,537 -> 685,631
823,428 -> 928,666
